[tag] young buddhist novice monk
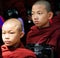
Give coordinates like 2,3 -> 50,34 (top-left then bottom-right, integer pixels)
1,18 -> 36,58
26,0 -> 60,58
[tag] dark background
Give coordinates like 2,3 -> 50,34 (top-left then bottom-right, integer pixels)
0,0 -> 60,45
0,0 -> 60,17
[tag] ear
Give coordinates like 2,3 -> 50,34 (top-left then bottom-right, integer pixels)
20,31 -> 24,38
48,12 -> 53,20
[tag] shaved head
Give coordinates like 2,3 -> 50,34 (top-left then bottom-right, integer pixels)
32,0 -> 51,12
2,18 -> 24,46
2,18 -> 22,31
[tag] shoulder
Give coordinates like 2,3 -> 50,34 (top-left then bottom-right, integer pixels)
12,48 -> 36,58
16,48 -> 35,55
27,25 -> 38,35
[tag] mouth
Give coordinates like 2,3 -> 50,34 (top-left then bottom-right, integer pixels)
34,21 -> 39,24
5,41 -> 11,44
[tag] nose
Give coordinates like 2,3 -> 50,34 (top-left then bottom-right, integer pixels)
5,34 -> 9,39
32,15 -> 38,20
34,18 -> 38,21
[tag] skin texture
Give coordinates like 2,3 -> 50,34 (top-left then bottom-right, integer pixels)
2,18 -> 24,47
31,4 -> 53,28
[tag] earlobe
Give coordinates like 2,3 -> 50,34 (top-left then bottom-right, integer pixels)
48,12 -> 53,20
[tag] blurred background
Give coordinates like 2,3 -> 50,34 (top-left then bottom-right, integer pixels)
0,0 -> 60,45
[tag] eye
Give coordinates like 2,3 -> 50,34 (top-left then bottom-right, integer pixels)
2,32 -> 5,34
31,11 -> 34,15
9,31 -> 15,34
2,31 -> 5,34
31,13 -> 33,15
38,12 -> 43,15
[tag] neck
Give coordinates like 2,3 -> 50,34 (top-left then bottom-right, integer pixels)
8,42 -> 20,50
38,22 -> 50,29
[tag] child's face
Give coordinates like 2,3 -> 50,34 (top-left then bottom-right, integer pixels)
32,4 -> 52,28
2,22 -> 22,46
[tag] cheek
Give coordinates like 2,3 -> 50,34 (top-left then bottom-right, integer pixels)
10,36 -> 17,43
31,16 -> 33,19
2,35 -> 5,40
39,15 -> 48,21
11,34 -> 20,40
39,15 -> 46,19
2,36 -> 6,43
11,35 -> 20,44
10,35 -> 17,39
2,34 -> 4,38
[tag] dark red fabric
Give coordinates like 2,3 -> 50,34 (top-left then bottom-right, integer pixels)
26,19 -> 60,58
52,14 -> 60,24
1,45 -> 36,58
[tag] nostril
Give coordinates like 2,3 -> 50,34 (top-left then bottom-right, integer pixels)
5,35 -> 9,39
5,38 -> 9,39
34,18 -> 37,20
34,18 -> 38,20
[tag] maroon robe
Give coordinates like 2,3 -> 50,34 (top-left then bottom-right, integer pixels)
52,14 -> 60,25
26,19 -> 60,58
1,44 -> 36,58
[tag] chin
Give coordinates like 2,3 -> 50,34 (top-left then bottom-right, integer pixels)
35,24 -> 40,27
5,44 -> 12,46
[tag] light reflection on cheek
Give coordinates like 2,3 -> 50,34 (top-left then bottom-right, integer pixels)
2,35 -> 6,40
2,34 -> 4,38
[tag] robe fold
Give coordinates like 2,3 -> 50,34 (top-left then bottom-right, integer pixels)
1,44 -> 36,58
26,18 -> 60,58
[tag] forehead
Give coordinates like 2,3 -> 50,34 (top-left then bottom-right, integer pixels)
32,4 -> 46,11
2,19 -> 21,31
2,22 -> 18,31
